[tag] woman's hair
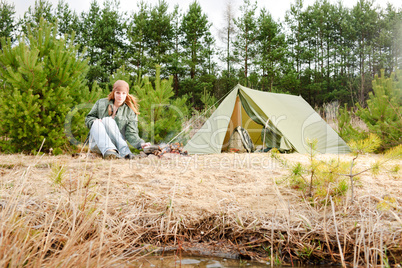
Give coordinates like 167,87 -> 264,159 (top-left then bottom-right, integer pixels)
108,80 -> 140,115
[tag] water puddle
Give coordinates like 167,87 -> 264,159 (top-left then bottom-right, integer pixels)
133,254 -> 269,267
132,253 -> 321,267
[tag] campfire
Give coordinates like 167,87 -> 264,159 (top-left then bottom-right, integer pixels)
143,143 -> 188,157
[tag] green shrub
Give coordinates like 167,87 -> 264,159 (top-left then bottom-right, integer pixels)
133,65 -> 189,144
356,69 -> 402,151
337,104 -> 367,143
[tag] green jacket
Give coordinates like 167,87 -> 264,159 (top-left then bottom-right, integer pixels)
85,98 -> 144,149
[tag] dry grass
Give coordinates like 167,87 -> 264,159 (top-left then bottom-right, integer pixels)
326,113 -> 368,133
0,154 -> 148,267
0,152 -> 401,266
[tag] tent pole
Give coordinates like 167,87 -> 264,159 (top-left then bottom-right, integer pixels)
263,118 -> 270,150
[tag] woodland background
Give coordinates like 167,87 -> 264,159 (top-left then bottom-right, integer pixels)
0,0 -> 401,153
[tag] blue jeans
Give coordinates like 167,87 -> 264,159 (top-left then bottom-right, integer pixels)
89,117 -> 131,157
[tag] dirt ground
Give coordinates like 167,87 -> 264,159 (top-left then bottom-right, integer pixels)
1,151 -> 401,219
1,152 -> 401,264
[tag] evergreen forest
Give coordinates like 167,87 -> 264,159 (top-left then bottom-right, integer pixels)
0,0 -> 401,153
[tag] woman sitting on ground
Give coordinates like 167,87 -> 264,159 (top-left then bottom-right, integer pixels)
85,80 -> 151,159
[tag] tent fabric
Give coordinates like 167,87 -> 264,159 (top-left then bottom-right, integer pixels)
184,87 -> 238,154
184,84 -> 350,154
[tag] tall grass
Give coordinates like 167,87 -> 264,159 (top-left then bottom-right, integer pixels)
0,154 -> 146,267
0,150 -> 401,266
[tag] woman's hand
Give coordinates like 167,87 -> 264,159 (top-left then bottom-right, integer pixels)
141,142 -> 151,149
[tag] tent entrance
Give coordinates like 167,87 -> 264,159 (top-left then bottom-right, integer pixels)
221,94 -> 293,153
222,96 -> 242,151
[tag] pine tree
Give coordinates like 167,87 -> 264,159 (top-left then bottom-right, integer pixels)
20,0 -> 56,36
79,0 -> 126,86
166,5 -> 185,95
350,0 -> 378,105
180,1 -> 214,106
127,1 -> 150,78
181,1 -> 213,79
232,0 -> 258,87
146,0 -> 173,76
133,65 -> 188,144
0,18 -> 94,153
356,69 -> 402,151
256,8 -> 288,92
55,0 -> 80,39
217,2 -> 238,94
0,0 -> 16,48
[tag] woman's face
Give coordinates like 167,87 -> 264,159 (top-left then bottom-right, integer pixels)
114,88 -> 127,106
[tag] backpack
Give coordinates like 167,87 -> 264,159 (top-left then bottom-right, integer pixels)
227,126 -> 254,153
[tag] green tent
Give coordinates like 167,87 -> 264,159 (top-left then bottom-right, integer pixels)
184,84 -> 350,154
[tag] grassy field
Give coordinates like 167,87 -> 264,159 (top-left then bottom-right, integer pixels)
0,152 -> 401,266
